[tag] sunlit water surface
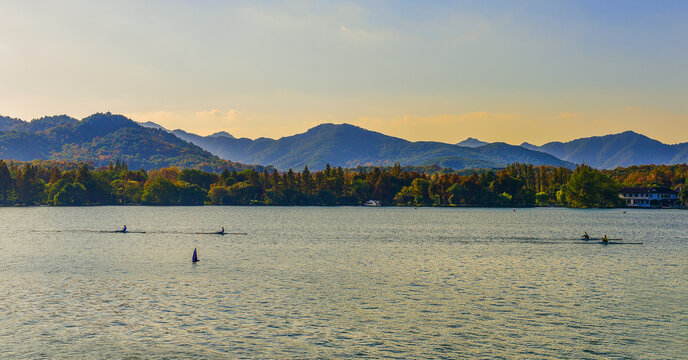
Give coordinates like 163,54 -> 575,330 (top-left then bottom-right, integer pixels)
0,207 -> 686,359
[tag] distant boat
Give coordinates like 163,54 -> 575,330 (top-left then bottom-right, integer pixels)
364,200 -> 381,207
196,227 -> 225,235
582,241 -> 642,245
192,248 -> 199,263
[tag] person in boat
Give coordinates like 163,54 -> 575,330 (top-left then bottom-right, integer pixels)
122,225 -> 127,233
582,232 -> 590,240
601,234 -> 608,243
220,227 -> 224,234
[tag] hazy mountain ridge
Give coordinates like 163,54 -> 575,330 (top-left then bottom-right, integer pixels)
139,121 -> 168,131
0,115 -> 24,131
5,114 -> 683,172
521,131 -> 688,169
171,123 -> 573,171
456,137 -> 488,148
0,113 -> 261,172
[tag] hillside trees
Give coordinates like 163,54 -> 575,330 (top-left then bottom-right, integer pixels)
1,160 -> 685,208
0,160 -> 12,204
679,182 -> 688,206
15,165 -> 45,205
562,164 -> 622,208
52,181 -> 88,206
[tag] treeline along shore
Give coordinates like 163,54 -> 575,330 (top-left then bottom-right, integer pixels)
0,159 -> 686,208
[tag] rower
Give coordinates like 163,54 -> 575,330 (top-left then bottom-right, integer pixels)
122,225 -> 127,232
221,227 -> 224,234
601,234 -> 608,243
582,231 -> 590,240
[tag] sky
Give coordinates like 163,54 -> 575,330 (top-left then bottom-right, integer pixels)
1,0 -> 687,145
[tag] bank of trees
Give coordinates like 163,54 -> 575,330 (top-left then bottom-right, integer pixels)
0,159 -> 685,208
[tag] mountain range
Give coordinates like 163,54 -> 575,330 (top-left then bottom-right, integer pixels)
519,131 -> 688,169
0,113 -> 259,172
168,124 -> 688,170
169,123 -> 573,171
2,112 -> 687,171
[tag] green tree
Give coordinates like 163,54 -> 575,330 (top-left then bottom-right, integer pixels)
142,177 -> 179,205
679,184 -> 687,207
300,166 -> 314,201
535,192 -> 550,206
393,186 -> 415,206
15,165 -> 45,205
350,178 -> 371,204
497,192 -> 512,206
179,169 -> 219,190
226,181 -> 260,205
72,165 -> 114,204
563,164 -> 622,208
316,189 -> 337,206
394,178 -> 432,206
177,181 -> 207,205
208,185 -> 230,205
0,160 -> 13,204
447,183 -> 468,205
111,179 -> 143,204
53,182 -> 88,205
410,178 -> 432,206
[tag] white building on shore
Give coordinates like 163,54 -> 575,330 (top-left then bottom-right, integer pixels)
619,187 -> 680,208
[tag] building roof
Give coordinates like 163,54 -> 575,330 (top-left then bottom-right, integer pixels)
620,187 -> 677,194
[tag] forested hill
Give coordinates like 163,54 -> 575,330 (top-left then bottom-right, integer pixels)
521,131 -> 688,169
171,123 -> 573,171
0,113 -> 263,172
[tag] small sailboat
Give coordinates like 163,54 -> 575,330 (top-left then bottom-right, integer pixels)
192,248 -> 199,263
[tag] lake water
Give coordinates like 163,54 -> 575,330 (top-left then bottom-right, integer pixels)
0,206 -> 686,359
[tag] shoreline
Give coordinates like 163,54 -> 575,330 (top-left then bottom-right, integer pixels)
1,204 -> 682,210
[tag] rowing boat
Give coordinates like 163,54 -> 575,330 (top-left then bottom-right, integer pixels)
577,241 -> 643,245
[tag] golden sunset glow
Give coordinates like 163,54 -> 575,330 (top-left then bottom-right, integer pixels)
1,1 -> 686,144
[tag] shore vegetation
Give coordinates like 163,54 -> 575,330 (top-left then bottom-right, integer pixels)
0,160 -> 685,208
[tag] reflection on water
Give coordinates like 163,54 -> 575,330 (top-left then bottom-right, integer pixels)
0,207 -> 686,359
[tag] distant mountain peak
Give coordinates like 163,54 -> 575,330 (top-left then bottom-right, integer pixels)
521,131 -> 688,169
0,112 -> 260,172
80,112 -> 136,126
139,121 -> 168,131
456,137 -> 488,148
172,122 -> 572,170
0,115 -> 25,131
209,131 -> 234,139
519,142 -> 538,150
305,123 -> 363,133
291,123 -> 392,143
